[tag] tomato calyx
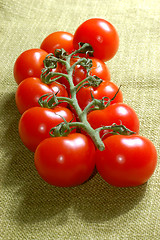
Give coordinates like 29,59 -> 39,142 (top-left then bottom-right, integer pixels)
54,48 -> 69,59
38,93 -> 59,108
99,123 -> 136,139
77,42 -> 94,57
38,92 -> 72,109
41,55 -> 68,84
49,116 -> 74,137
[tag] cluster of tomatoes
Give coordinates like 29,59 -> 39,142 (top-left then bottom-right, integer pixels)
13,18 -> 157,188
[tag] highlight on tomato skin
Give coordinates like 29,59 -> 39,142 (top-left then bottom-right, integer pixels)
95,135 -> 157,187
34,133 -> 96,187
73,18 -> 119,62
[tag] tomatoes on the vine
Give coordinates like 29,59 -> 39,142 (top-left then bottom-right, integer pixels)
13,19 -> 157,189
87,102 -> 139,137
73,18 -> 119,61
15,77 -> 68,114
14,48 -> 48,85
77,81 -> 123,110
96,135 -> 157,187
19,106 -> 75,152
34,133 -> 96,187
40,31 -> 74,55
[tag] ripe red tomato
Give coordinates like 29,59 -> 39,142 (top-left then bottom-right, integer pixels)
19,106 -> 75,152
77,81 -> 123,110
40,31 -> 74,55
15,77 -> 68,114
34,133 -> 96,187
73,18 -> 119,61
87,103 -> 139,137
14,48 -> 48,85
96,135 -> 157,187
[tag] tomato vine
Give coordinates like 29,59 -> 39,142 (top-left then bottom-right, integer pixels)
40,43 -> 135,151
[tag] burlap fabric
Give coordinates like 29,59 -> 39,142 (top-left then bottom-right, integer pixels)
0,0 -> 160,239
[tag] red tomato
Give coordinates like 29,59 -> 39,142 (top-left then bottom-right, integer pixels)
34,133 -> 96,187
96,135 -> 157,187
88,103 -> 139,137
14,48 -> 48,84
15,77 -> 68,114
40,31 -> 74,55
77,81 -> 123,110
19,107 -> 75,152
73,18 -> 119,61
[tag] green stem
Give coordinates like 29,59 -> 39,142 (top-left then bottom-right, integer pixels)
61,53 -> 105,150
74,78 -> 88,92
42,72 -> 69,84
68,121 -> 105,151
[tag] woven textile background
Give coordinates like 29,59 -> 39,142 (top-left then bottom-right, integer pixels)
0,0 -> 160,239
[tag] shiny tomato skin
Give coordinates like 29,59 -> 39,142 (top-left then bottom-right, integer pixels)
34,133 -> 96,187
96,135 -> 157,187
15,77 -> 68,114
40,31 -> 74,55
19,107 -> 75,152
77,81 -> 123,110
88,103 -> 139,137
73,18 -> 119,61
14,49 -> 48,85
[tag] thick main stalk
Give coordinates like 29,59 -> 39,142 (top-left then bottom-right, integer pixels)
65,54 -> 105,151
